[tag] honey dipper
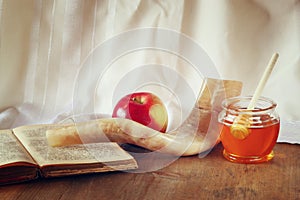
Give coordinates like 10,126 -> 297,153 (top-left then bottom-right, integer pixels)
230,53 -> 279,139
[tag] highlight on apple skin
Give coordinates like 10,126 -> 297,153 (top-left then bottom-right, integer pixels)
112,92 -> 168,133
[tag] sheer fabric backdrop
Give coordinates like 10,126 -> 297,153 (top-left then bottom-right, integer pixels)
0,0 -> 299,143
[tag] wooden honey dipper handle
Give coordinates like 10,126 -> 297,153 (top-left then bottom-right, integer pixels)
247,53 -> 279,110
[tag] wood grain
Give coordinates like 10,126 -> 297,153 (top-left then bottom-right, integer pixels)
1,143 -> 299,200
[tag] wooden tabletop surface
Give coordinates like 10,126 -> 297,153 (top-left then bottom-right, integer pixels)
1,143 -> 299,200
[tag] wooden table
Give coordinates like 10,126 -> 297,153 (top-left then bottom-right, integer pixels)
1,143 -> 299,200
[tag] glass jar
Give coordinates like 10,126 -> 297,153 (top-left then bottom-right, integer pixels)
218,96 -> 280,164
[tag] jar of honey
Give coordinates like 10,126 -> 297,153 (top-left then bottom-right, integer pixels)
218,96 -> 280,164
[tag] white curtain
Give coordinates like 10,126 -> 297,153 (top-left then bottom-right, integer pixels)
0,0 -> 299,143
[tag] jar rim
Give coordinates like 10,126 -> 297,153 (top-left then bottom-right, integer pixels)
222,96 -> 277,113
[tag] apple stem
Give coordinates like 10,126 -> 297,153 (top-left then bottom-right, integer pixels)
132,97 -> 144,104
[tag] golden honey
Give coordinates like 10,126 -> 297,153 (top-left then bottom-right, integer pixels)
218,96 -> 280,164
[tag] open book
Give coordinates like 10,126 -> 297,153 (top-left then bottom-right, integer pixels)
0,124 -> 138,185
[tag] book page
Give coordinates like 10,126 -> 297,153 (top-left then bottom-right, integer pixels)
0,129 -> 36,166
12,124 -> 137,167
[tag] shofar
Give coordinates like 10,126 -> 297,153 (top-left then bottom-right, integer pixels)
46,78 -> 242,156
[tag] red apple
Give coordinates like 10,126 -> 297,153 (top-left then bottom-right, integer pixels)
112,92 -> 168,132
